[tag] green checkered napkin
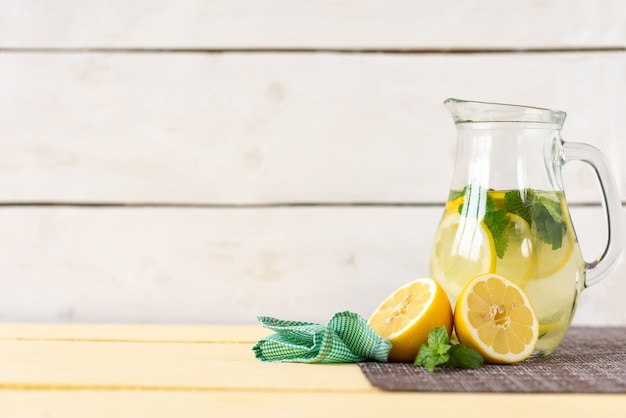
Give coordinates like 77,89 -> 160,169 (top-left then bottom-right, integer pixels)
252,311 -> 391,363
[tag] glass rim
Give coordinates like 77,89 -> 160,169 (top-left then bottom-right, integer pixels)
445,98 -> 567,127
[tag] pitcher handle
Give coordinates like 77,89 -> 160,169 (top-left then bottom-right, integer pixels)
562,141 -> 623,287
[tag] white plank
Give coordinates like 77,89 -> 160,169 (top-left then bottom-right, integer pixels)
1,0 -> 625,49
0,207 -> 440,323
0,52 -> 625,204
0,206 -> 623,325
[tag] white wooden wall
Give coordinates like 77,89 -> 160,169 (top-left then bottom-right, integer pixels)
1,0 -> 625,325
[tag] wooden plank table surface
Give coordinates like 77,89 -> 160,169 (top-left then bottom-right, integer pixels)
0,324 -> 623,417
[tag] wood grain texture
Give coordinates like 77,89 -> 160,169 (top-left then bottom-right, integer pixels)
1,52 -> 624,204
0,324 -> 266,342
0,206 -> 623,325
1,0 -> 625,49
0,391 -> 623,418
0,325 -> 623,417
0,340 -> 370,390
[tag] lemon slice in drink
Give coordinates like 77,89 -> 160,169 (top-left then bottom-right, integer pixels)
430,212 -> 497,307
532,193 -> 574,279
444,195 -> 465,215
368,277 -> 453,362
495,214 -> 537,288
534,232 -> 574,278
454,273 -> 539,364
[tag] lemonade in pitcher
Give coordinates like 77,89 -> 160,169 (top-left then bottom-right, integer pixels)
430,98 -> 622,357
430,185 -> 586,354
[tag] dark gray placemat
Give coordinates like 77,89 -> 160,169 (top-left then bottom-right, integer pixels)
359,327 -> 626,393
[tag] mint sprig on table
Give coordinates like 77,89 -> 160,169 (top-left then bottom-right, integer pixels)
457,185 -> 567,257
414,327 -> 483,372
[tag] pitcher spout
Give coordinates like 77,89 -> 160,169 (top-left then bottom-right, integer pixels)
444,98 -> 566,127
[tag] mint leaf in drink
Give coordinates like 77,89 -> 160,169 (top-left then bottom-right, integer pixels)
536,210 -> 566,249
414,327 -> 484,372
461,190 -> 509,259
443,344 -> 484,369
483,206 -> 509,258
503,188 -> 566,250
456,185 -> 568,256
504,189 -> 532,225
536,193 -> 563,223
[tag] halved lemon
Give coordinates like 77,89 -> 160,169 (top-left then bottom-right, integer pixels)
430,212 -> 497,307
368,277 -> 453,362
454,273 -> 539,364
495,214 -> 537,288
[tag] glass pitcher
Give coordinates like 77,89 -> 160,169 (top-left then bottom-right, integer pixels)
430,98 -> 622,355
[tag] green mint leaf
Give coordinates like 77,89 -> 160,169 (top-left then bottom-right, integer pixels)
503,188 -> 566,251
414,327 -> 484,372
456,185 -> 568,257
542,215 -> 566,250
458,188 -> 509,259
485,192 -> 495,213
415,344 -> 447,372
443,344 -> 484,369
532,196 -> 566,250
414,327 -> 451,372
536,194 -> 563,223
428,326 -> 450,348
504,189 -> 532,225
483,208 -> 509,258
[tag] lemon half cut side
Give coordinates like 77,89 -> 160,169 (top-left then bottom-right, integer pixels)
454,273 -> 539,364
368,277 -> 453,363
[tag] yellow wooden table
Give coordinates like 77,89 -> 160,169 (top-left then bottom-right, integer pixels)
0,324 -> 623,417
